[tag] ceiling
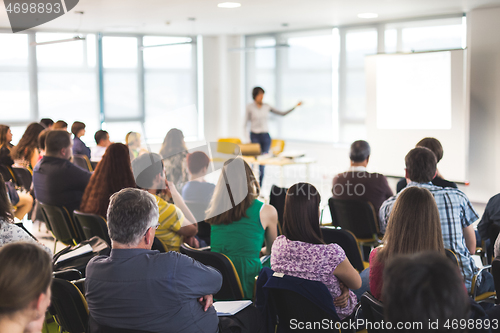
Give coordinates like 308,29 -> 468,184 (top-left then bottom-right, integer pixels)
1,0 -> 500,35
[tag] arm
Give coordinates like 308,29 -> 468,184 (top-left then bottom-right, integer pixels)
333,257 -> 362,290
269,102 -> 301,116
168,181 -> 198,237
30,149 -> 39,169
463,224 -> 476,255
260,204 -> 278,255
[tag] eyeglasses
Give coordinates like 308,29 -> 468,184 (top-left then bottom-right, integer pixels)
144,223 -> 160,236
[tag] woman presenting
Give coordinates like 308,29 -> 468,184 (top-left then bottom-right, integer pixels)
244,86 -> 301,186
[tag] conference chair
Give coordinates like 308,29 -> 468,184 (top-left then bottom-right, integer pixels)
50,278 -> 89,333
269,185 -> 287,233
73,154 -> 93,172
320,226 -> 368,273
180,243 -> 245,300
0,164 -> 15,182
184,200 -> 211,245
39,202 -> 83,253
53,269 -> 83,281
217,138 -> 242,154
445,248 -> 459,266
492,258 -> 500,304
270,139 -> 285,155
360,292 -> 384,333
73,211 -> 111,245
11,166 -> 32,191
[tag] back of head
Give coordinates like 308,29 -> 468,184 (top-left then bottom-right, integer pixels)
187,151 -> 210,175
71,121 -> 86,136
416,137 -> 443,163
0,174 -> 14,222
383,252 -> 470,332
131,153 -> 164,190
0,242 -> 52,317
380,186 -> 443,262
349,140 -> 370,162
0,125 -> 10,147
40,118 -> 54,129
282,182 -> 324,244
252,86 -> 265,100
53,120 -> 68,130
405,147 -> 437,183
45,130 -> 71,157
159,128 -> 186,158
38,129 -> 51,152
11,123 -> 45,160
94,130 -> 108,145
107,188 -> 159,246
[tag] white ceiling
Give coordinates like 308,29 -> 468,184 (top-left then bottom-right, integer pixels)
1,0 -> 500,35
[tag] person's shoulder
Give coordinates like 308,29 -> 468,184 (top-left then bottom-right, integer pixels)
261,204 -> 278,221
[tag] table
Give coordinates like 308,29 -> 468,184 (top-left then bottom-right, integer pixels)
242,156 -> 316,187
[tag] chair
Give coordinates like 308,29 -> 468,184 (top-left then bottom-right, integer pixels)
320,226 -> 367,273
180,243 -> 244,300
492,258 -> 500,304
269,185 -> 287,232
53,269 -> 83,281
73,154 -> 93,172
11,166 -> 32,191
0,164 -> 15,182
39,202 -> 83,253
50,278 -> 89,333
217,138 -> 242,154
270,139 -> 285,155
360,292 -> 385,333
445,248 -> 459,266
184,200 -> 211,245
73,211 -> 111,245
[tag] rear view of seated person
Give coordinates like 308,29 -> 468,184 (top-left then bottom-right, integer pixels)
271,182 -> 362,320
132,153 -> 198,251
91,130 -> 111,163
478,193 -> 500,258
182,151 -> 215,205
52,120 -> 68,131
397,137 -> 457,192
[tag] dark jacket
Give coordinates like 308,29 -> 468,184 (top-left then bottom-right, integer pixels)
73,136 -> 91,159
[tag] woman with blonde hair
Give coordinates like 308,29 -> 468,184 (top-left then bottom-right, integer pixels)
206,158 -> 278,299
159,128 -> 189,192
125,131 -> 147,160
369,186 -> 445,300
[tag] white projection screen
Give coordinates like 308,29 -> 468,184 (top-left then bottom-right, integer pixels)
365,49 -> 468,182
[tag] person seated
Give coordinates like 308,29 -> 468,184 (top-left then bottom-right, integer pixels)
33,130 -> 91,214
85,188 -> 222,333
131,153 -> 198,252
5,180 -> 33,221
10,123 -> 44,170
478,193 -> 500,258
369,186 -> 444,300
80,143 -> 137,218
125,131 -> 147,160
397,137 -> 457,192
91,130 -> 111,163
379,147 -> 493,295
159,128 -> 189,192
71,121 -> 91,159
182,151 -> 215,204
0,125 -> 14,168
0,242 -> 52,333
271,182 -> 361,320
52,120 -> 68,131
206,158 -> 278,299
332,140 -> 393,215
40,118 -> 54,129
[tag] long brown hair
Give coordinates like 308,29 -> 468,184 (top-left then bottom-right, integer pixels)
377,187 -> 444,263
10,123 -> 44,161
206,158 -> 259,225
0,125 -> 11,149
282,183 -> 324,244
159,128 -> 188,159
80,143 -> 137,217
0,174 -> 14,222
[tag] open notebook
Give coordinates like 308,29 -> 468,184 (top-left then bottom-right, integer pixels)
213,300 -> 252,316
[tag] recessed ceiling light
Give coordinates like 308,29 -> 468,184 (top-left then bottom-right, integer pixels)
358,13 -> 378,19
218,2 -> 241,8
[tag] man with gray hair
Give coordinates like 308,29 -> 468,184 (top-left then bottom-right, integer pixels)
332,140 -> 393,216
85,188 -> 222,333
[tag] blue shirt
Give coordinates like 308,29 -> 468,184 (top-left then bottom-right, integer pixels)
73,136 -> 91,159
85,248 -> 222,333
181,181 -> 215,205
379,182 -> 479,291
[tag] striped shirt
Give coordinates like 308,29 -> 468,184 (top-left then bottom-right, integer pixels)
154,195 -> 185,252
379,182 -> 479,291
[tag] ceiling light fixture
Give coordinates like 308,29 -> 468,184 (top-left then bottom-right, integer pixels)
357,13 -> 378,19
30,36 -> 85,46
218,2 -> 241,8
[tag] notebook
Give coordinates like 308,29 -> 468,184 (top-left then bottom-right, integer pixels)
213,300 -> 252,316
54,244 -> 93,265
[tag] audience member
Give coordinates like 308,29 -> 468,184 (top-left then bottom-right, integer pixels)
397,137 -> 457,192
33,130 -> 91,214
52,120 -> 68,131
332,140 -> 393,215
0,125 -> 14,167
37,129 -> 50,160
85,188 -> 222,332
4,179 -> 33,221
206,158 -> 278,299
10,122 -> 44,170
132,153 -> 197,251
271,182 -> 361,319
379,147 -> 493,294
80,143 -> 136,218
383,252 -> 470,333
91,130 -> 111,162
71,121 -> 91,159
40,118 -> 54,129
182,151 -> 215,204
370,186 -> 444,300
125,131 -> 147,160
0,242 -> 52,333
477,193 -> 500,258
159,128 -> 189,192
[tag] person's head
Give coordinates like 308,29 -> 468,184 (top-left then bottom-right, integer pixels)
416,137 -> 443,163
349,140 -> 370,165
379,186 -> 444,263
159,128 -> 187,159
405,147 -> 437,183
94,130 -> 110,147
186,151 -> 210,178
0,242 -> 52,332
282,183 -> 324,245
383,252 -> 470,332
0,125 -> 12,148
38,129 -> 51,155
45,130 -> 72,160
131,153 -> 165,190
252,87 -> 265,103
40,118 -> 54,129
80,143 -> 137,218
52,120 -> 68,131
10,123 -> 44,161
125,132 -> 141,150
0,174 -> 14,223
71,121 -> 86,138
107,188 -> 159,248
206,158 -> 259,225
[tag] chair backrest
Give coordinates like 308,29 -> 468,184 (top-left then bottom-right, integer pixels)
360,292 -> 385,332
53,269 -> 83,281
269,185 -> 287,231
73,154 -> 93,172
184,200 -> 211,244
180,243 -> 244,300
270,139 -> 285,155
217,138 -> 242,154
492,258 -> 500,303
0,164 -> 15,182
152,237 -> 168,253
11,166 -> 32,191
73,211 -> 111,245
39,202 -> 82,245
320,226 -> 365,273
445,248 -> 459,266
50,278 -> 89,333
328,197 -> 379,240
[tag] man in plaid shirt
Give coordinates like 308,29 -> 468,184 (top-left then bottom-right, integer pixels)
379,147 -> 494,294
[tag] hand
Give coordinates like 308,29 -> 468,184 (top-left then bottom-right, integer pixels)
333,282 -> 350,308
198,294 -> 214,312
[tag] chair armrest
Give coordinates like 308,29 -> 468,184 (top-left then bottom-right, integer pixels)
471,265 -> 492,299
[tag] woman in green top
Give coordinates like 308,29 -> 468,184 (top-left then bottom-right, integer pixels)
206,158 -> 278,299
